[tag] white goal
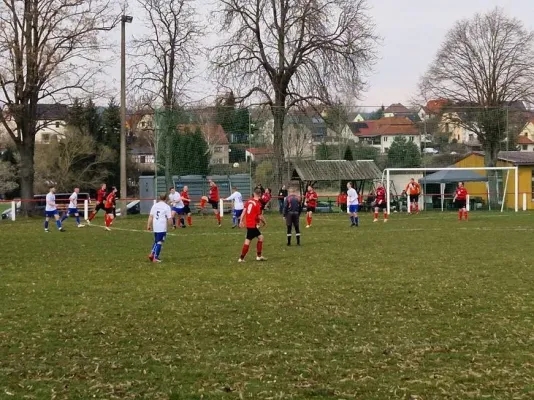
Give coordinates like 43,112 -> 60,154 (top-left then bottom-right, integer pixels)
382,167 -> 519,214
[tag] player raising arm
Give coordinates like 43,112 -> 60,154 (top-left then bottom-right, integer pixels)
238,188 -> 266,262
208,179 -> 221,226
147,194 -> 173,263
304,185 -> 318,228
405,178 -> 421,214
61,187 -> 84,227
346,182 -> 359,227
224,186 -> 244,228
453,181 -> 469,221
373,183 -> 388,223
44,186 -> 65,233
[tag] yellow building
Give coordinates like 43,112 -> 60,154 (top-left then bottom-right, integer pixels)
454,152 -> 534,210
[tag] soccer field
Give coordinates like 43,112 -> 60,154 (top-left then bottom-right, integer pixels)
2,212 -> 534,399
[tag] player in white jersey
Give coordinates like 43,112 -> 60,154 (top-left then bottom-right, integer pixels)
147,193 -> 173,263
168,187 -> 185,229
346,182 -> 359,227
224,187 -> 244,228
44,186 -> 65,232
60,188 -> 85,227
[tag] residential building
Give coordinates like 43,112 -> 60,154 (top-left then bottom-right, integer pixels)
348,117 -> 421,154
438,112 -> 481,150
455,151 -> 534,209
0,103 -> 69,144
178,124 -> 230,165
518,119 -> 534,152
245,147 -> 274,163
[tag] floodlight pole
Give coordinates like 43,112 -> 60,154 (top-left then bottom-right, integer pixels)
120,15 -> 133,216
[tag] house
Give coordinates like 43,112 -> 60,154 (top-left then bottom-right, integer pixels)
438,112 -> 481,149
245,147 -> 274,163
348,117 -> 421,154
517,119 -> 534,151
0,103 -> 69,144
454,151 -> 534,210
178,124 -> 230,165
131,147 -> 156,172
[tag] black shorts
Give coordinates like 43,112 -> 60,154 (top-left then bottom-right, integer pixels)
410,194 -> 419,202
375,201 -> 387,211
183,205 -> 191,214
456,199 -> 467,209
209,200 -> 218,209
306,206 -> 316,213
104,207 -> 113,214
246,227 -> 261,240
95,202 -> 105,212
285,212 -> 300,226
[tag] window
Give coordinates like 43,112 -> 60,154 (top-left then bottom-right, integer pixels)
468,134 -> 474,141
140,155 -> 146,164
141,121 -> 146,128
214,146 -> 223,153
213,158 -> 224,164
523,145 -> 528,151
55,121 -> 60,128
445,123 -> 450,133
409,136 -> 414,142
383,136 -> 388,142
41,134 -> 50,144
525,132 -> 529,137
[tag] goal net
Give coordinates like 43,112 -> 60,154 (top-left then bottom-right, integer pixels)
382,167 -> 519,214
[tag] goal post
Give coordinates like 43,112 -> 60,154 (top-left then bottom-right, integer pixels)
383,167 -> 519,214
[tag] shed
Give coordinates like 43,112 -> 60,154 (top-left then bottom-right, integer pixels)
290,160 -> 381,194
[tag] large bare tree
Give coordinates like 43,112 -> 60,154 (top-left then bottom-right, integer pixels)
420,8 -> 534,166
211,0 -> 377,185
0,0 -> 119,213
130,0 -> 203,187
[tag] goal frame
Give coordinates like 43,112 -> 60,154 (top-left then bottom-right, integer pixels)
383,167 -> 519,214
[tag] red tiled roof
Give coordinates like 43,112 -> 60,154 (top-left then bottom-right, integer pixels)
354,117 -> 418,137
517,136 -> 534,145
426,99 -> 448,114
247,147 -> 274,155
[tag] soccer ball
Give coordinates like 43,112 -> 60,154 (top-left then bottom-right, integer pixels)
233,162 -> 240,168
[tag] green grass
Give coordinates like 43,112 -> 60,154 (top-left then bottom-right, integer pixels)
2,211 -> 534,399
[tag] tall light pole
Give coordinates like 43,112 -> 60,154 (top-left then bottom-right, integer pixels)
120,15 -> 132,216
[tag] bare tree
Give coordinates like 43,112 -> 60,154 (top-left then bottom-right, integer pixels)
130,0 -> 203,187
420,8 -> 534,165
34,130 -> 115,193
0,0 -> 119,213
211,0 -> 378,185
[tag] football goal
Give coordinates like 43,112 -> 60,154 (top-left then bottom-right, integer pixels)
382,167 -> 519,214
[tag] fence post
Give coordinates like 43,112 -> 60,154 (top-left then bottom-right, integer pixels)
407,194 -> 410,213
84,200 -> 89,219
153,199 -> 156,205
466,195 -> 470,212
523,193 -> 527,211
11,201 -> 16,221
219,199 -> 224,217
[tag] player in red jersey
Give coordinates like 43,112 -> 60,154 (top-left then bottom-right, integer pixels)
453,181 -> 468,221
208,180 -> 221,226
260,188 -> 272,213
104,186 -> 117,231
181,185 -> 193,226
304,185 -> 318,228
238,188 -> 266,262
373,183 -> 388,223
86,183 -> 107,224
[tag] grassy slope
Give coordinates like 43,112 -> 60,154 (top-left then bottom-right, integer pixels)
1,212 -> 534,399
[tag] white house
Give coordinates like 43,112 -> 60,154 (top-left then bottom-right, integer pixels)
518,119 -> 534,151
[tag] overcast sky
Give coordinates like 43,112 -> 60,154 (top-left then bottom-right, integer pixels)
106,0 -> 534,110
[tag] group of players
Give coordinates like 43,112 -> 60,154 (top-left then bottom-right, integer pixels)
43,177 -> 470,262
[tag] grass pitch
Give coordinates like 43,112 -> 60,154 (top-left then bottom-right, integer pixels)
1,211 -> 534,399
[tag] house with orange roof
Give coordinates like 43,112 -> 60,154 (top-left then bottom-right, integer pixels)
348,116 -> 420,154
518,119 -> 534,152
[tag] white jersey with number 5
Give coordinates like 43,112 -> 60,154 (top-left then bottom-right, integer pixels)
150,201 -> 172,232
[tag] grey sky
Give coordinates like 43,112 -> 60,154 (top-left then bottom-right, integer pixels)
106,0 -> 534,110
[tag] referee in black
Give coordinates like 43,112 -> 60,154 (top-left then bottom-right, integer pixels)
283,187 -> 302,246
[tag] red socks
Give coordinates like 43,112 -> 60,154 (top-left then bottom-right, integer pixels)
105,215 -> 111,227
88,212 -> 95,221
216,213 -> 221,224
384,213 -> 388,220
464,211 -> 468,220
458,210 -> 463,220
306,215 -> 312,226
256,241 -> 263,257
240,244 -> 250,259
374,212 -> 378,219
187,216 -> 192,226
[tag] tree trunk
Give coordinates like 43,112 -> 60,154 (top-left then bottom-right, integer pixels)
484,141 -> 500,209
271,100 -> 286,188
17,140 -> 36,216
